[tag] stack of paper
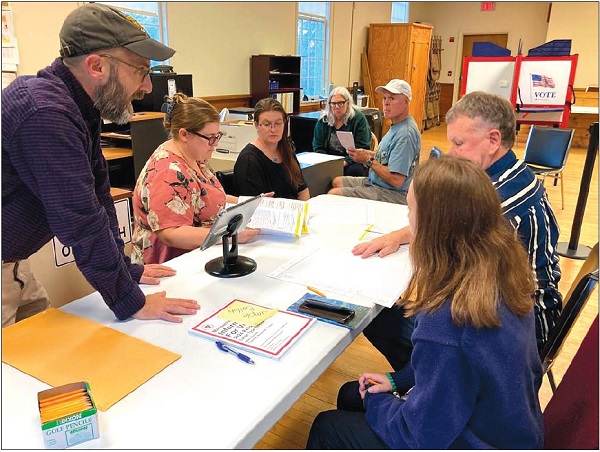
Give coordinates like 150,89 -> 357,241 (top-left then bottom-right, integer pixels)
240,196 -> 309,237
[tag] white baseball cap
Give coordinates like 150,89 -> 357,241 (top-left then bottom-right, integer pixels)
375,79 -> 412,101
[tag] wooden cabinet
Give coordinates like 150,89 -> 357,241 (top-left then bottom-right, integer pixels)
251,55 -> 301,114
367,23 -> 433,133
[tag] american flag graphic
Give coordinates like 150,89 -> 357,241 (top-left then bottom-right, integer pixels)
531,74 -> 555,88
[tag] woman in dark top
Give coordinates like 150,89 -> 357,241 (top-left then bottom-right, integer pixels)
234,98 -> 309,200
312,86 -> 372,177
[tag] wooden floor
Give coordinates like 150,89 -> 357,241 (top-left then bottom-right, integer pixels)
254,123 -> 599,450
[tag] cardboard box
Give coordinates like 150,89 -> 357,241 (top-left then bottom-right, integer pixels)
38,382 -> 99,449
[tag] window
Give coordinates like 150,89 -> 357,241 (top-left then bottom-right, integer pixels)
96,1 -> 169,67
297,2 -> 330,100
391,2 -> 409,23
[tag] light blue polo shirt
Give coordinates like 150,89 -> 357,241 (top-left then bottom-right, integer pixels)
369,116 -> 421,193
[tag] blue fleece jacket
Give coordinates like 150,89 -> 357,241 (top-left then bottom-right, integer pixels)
364,302 -> 544,449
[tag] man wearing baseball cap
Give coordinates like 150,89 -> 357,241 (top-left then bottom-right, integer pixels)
2,3 -> 199,326
328,79 -> 421,204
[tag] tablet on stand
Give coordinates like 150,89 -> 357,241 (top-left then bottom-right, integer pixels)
200,194 -> 263,278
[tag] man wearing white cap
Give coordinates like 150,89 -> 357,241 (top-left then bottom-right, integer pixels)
2,3 -> 200,326
328,79 -> 421,204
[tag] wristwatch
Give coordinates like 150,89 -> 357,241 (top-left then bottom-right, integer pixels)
365,156 -> 375,168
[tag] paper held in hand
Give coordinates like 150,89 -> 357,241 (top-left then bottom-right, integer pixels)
336,131 -> 355,150
189,299 -> 316,360
238,196 -> 309,238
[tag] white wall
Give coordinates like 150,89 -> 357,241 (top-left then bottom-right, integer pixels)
410,1 -> 598,94
10,1 -> 597,94
547,2 -> 598,87
10,2 -> 78,76
410,2 -> 550,88
167,2 -> 297,96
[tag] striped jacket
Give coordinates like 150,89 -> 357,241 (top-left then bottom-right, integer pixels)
487,150 -> 562,349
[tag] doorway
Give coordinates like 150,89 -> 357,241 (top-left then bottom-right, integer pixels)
457,33 -> 509,99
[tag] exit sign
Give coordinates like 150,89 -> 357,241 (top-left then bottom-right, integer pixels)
481,2 -> 495,11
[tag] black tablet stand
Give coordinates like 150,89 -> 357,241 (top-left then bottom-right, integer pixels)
205,213 -> 257,278
557,122 -> 598,260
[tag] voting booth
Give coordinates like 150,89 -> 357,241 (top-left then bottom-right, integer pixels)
461,54 -> 579,128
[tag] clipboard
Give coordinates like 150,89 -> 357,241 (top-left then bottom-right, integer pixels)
200,194 -> 263,251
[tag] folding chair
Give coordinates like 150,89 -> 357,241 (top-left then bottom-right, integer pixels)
523,125 -> 574,210
215,170 -> 238,196
370,132 -> 379,151
539,243 -> 599,392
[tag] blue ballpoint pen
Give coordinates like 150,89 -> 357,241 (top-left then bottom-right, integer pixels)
215,341 -> 255,365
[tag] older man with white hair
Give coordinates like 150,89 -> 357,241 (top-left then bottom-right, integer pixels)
328,79 -> 421,204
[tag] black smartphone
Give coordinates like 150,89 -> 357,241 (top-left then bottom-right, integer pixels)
298,300 -> 355,324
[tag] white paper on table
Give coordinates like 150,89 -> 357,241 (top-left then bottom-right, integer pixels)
296,152 -> 344,165
268,247 -> 412,307
336,131 -> 355,150
307,200 -> 374,225
357,224 -> 401,242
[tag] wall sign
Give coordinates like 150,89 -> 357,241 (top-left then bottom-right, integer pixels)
481,2 -> 495,11
52,198 -> 132,267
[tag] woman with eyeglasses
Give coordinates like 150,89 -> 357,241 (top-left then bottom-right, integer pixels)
131,93 -> 259,265
313,87 -> 372,177
234,98 -> 310,200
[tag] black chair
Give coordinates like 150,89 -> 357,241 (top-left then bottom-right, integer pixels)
539,242 -> 599,392
215,170 -> 238,196
523,125 -> 574,210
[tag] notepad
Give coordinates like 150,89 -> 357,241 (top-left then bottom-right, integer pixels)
217,299 -> 277,327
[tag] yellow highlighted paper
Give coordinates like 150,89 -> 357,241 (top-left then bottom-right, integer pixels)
1,309 -> 180,411
217,299 -> 277,327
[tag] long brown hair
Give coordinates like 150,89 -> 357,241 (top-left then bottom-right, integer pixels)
253,98 -> 304,187
400,156 -> 535,328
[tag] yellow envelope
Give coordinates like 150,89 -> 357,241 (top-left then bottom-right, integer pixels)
2,309 -> 180,411
216,299 -> 277,327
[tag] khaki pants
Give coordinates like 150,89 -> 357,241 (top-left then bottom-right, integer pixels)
341,176 -> 408,205
2,259 -> 50,327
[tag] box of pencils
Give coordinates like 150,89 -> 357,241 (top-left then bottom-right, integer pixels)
38,381 -> 99,449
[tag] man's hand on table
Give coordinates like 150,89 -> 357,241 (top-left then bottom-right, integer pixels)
140,263 -> 176,285
133,291 -> 200,323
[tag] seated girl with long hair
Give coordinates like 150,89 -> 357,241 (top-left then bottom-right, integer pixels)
307,155 -> 544,449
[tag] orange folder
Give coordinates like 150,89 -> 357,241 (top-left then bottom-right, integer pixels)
2,309 -> 180,411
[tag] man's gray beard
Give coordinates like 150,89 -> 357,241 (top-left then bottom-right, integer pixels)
94,65 -> 145,125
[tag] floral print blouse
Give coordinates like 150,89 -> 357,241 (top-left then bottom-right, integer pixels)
131,144 -> 226,264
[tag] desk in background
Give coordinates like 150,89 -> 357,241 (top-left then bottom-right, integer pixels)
2,195 -> 410,449
210,150 -> 344,197
297,152 -> 344,196
101,112 -> 168,189
568,105 -> 599,148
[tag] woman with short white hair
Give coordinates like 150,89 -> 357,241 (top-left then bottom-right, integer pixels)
312,86 -> 372,176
